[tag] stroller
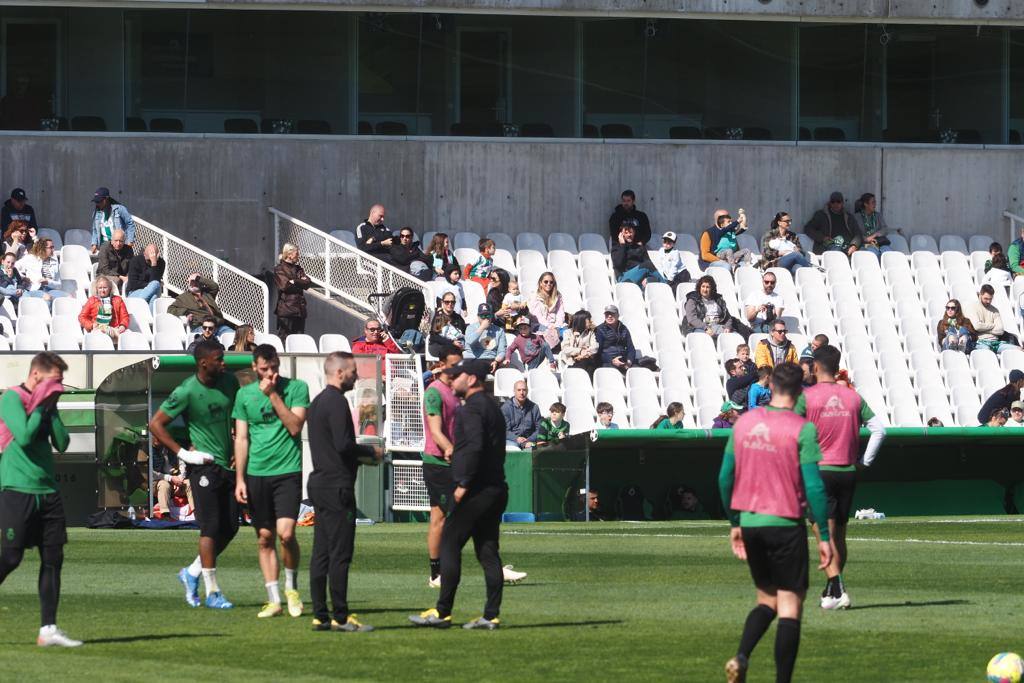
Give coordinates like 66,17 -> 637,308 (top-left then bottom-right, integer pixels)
369,286 -> 428,352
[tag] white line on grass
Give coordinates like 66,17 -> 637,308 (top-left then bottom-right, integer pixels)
503,530 -> 1024,548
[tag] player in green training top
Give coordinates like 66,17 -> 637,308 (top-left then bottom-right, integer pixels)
0,352 -> 82,647
233,344 -> 310,619
150,340 -> 240,610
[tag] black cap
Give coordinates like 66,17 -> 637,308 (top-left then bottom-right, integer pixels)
10,188 -> 26,201
829,191 -> 844,203
92,187 -> 110,203
442,359 -> 490,382
1010,369 -> 1024,384
477,303 -> 493,317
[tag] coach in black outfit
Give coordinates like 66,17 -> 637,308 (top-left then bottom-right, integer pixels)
410,359 -> 508,630
306,351 -> 380,632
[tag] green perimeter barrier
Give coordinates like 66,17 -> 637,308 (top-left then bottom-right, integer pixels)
531,428 -> 1024,520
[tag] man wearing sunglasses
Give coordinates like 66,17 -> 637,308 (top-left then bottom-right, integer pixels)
744,273 -> 786,333
187,316 -> 226,354
389,227 -> 431,280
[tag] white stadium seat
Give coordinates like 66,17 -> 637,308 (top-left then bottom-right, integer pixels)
285,333 -> 318,353
319,334 -> 351,353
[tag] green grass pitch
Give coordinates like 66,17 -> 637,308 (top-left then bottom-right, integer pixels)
1,518 -> 1022,681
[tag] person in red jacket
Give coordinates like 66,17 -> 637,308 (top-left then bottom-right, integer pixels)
78,276 -> 130,340
350,319 -> 401,377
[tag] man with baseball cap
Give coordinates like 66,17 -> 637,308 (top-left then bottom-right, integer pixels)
89,186 -> 136,253
2,188 -> 38,234
464,303 -> 507,370
653,231 -> 691,294
410,359 -> 509,630
1008,401 -> 1024,427
595,304 -> 636,372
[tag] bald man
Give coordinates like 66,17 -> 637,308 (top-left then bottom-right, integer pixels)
97,229 -> 133,286
126,243 -> 166,303
355,204 -> 395,264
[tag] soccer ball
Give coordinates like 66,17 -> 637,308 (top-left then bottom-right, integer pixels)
988,652 -> 1024,683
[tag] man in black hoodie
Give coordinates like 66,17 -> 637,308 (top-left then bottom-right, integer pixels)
388,227 -> 431,279
611,222 -> 665,287
608,190 -> 651,245
1,188 -> 37,233
355,204 -> 395,265
804,191 -> 862,256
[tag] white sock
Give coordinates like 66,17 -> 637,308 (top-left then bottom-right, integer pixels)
285,568 -> 297,591
266,581 -> 281,604
202,568 -> 220,596
187,556 -> 202,578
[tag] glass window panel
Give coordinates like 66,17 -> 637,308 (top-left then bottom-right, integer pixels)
1009,30 -> 1024,144
124,9 -> 188,132
359,13 -> 438,135
800,24 -> 880,141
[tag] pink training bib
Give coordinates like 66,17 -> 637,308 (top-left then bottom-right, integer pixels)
801,383 -> 862,467
730,408 -> 807,519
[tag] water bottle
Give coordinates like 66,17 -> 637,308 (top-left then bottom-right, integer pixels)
128,506 -> 136,521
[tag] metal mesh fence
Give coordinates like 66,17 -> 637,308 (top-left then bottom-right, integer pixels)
385,354 -> 425,452
132,216 -> 269,332
391,459 -> 430,511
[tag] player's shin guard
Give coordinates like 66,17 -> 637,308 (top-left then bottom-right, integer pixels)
38,545 -> 63,627
774,618 -> 801,683
738,604 -> 776,658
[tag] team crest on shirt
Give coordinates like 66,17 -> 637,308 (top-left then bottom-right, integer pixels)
5,528 -> 13,541
199,476 -> 209,488
821,394 -> 850,418
741,423 -> 777,453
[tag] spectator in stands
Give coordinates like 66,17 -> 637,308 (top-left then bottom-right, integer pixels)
78,275 -> 130,340
3,220 -> 29,260
937,299 -> 977,353
436,265 -> 467,315
595,402 -> 619,430
725,358 -> 756,410
151,446 -> 193,520
986,408 -> 1008,428
17,237 -> 67,301
976,369 -> 1024,425
736,343 -> 756,376
502,380 -> 542,449
537,402 -> 570,445
96,229 -> 133,288
425,233 -> 459,279
351,319 -> 401,377
0,252 -> 28,306
529,271 -> 567,349
804,191 -> 862,256
926,417 -> 944,427
760,212 -> 812,274
699,210 -> 744,272
355,203 -> 394,262
463,304 -> 506,370
186,316 -> 225,353
853,192 -> 893,258
986,242 -> 1005,274
799,358 -> 816,387
272,242 -> 312,342
595,304 -> 636,372
984,253 -> 1012,287
755,321 -> 798,368
609,190 -> 651,245
653,232 -> 691,294
712,401 -> 742,429
1007,226 -> 1024,278
231,324 -> 257,352
561,310 -> 600,377
965,285 -> 1017,353
486,269 -> 512,328
466,238 -> 495,291
428,311 -> 465,358
125,243 -> 165,303
1,188 -> 37,233
800,333 -> 829,360
90,187 -> 136,253
388,227 -> 431,280
1008,401 -> 1024,427
710,208 -> 751,268
611,222 -> 665,287
168,273 -> 232,336
505,315 -> 556,371
500,276 -> 528,330
651,402 -> 685,430
682,275 -> 733,338
747,366 -> 772,409
744,271 -> 785,333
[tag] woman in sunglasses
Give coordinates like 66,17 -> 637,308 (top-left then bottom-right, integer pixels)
936,299 -> 976,353
528,271 -> 566,349
760,212 -> 812,275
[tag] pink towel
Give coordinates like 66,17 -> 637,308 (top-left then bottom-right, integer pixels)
0,379 -> 64,451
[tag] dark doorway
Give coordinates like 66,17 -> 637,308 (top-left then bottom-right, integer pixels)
458,30 -> 508,132
2,21 -> 58,130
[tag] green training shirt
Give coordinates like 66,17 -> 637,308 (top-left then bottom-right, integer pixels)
0,389 -> 69,494
421,386 -> 449,468
231,377 -> 309,476
160,373 -> 239,469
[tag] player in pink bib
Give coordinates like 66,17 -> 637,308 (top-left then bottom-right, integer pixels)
795,345 -> 885,611
719,363 -> 832,683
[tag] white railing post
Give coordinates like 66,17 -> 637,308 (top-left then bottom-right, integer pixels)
323,233 -> 332,299
273,211 -> 280,263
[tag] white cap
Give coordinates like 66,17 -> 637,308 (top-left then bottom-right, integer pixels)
662,231 -> 677,242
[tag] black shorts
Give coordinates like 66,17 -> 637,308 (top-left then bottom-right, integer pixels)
820,470 -> 857,524
422,463 -> 455,511
0,490 -> 67,549
189,464 -> 240,539
246,472 -> 302,531
743,525 -> 809,593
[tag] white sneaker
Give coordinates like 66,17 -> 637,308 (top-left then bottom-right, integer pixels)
37,625 -> 83,648
820,592 -> 851,610
428,575 -> 441,588
502,565 -> 527,584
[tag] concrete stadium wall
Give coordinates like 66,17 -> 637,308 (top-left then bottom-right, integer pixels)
1,132 -> 1020,274
70,0 -> 1024,25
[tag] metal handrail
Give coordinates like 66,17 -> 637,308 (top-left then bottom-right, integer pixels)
268,207 -> 433,322
132,215 -> 270,332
